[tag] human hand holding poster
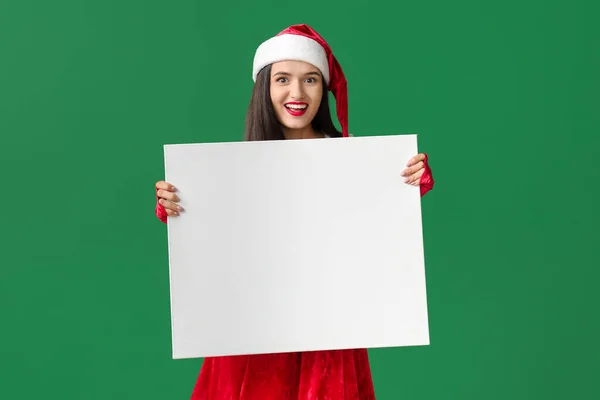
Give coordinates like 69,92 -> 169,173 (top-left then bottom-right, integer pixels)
164,134 -> 430,359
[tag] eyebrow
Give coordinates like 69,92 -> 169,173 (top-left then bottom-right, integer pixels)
272,71 -> 321,77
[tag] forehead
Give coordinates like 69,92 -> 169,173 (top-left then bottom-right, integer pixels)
271,60 -> 321,75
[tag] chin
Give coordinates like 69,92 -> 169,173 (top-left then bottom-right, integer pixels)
284,122 -> 311,130
279,117 -> 311,130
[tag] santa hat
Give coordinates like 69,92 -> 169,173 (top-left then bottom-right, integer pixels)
252,24 -> 349,137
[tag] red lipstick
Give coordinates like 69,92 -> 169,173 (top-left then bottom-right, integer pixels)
284,102 -> 308,117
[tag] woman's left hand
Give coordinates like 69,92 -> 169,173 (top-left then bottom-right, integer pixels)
402,153 -> 428,186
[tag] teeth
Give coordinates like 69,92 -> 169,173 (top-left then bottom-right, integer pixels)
285,104 -> 307,110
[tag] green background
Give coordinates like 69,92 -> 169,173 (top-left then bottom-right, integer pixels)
1,0 -> 599,398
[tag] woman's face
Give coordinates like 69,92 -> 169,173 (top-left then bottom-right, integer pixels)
269,60 -> 323,133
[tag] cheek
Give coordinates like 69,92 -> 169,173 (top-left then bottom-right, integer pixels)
270,86 -> 285,104
310,88 -> 323,111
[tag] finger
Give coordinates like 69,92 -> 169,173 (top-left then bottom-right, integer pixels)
157,189 -> 180,203
401,161 -> 424,177
405,169 -> 424,185
159,199 -> 184,212
406,153 -> 426,167
165,208 -> 180,217
156,181 -> 177,192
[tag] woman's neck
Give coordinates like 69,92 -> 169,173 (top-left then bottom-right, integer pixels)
283,126 -> 325,140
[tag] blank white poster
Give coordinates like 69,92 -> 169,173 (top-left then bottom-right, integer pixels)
164,134 -> 430,359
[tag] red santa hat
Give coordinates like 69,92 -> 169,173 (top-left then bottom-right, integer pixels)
252,24 -> 349,137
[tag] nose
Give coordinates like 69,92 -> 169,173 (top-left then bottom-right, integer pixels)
290,80 -> 305,99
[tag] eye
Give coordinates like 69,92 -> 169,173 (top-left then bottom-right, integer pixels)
275,77 -> 288,83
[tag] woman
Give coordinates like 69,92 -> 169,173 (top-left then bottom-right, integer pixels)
155,24 -> 434,399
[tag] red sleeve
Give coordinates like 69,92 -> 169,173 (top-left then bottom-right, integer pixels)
156,187 -> 168,224
419,153 -> 434,197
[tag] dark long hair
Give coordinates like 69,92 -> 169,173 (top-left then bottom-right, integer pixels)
244,64 -> 343,141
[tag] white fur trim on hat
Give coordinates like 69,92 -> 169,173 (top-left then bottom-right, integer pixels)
252,34 -> 329,84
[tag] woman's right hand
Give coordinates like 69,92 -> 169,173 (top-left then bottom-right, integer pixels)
156,180 -> 184,217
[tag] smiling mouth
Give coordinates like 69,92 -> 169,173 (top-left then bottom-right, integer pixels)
284,103 -> 308,116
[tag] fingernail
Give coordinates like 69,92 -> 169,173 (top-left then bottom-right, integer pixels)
178,206 -> 184,211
